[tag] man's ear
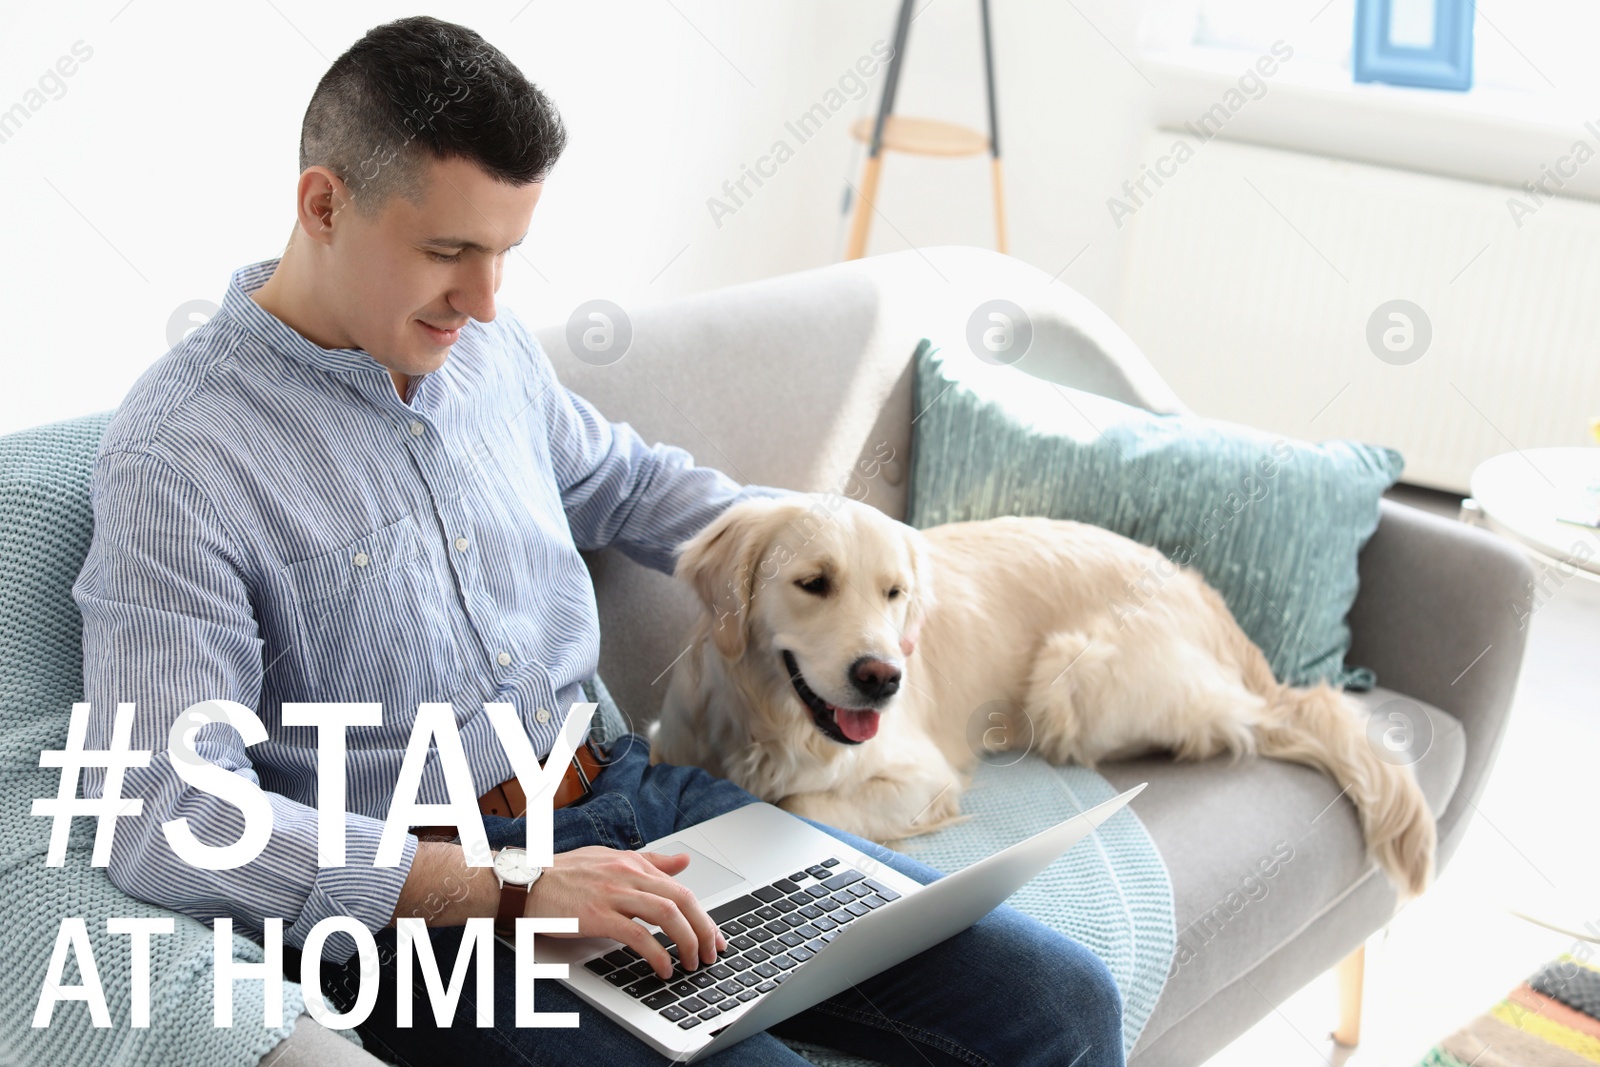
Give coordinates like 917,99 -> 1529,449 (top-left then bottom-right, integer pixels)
900,526 -> 937,658
674,499 -> 783,660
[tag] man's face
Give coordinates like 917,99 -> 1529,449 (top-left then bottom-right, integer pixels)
329,153 -> 543,381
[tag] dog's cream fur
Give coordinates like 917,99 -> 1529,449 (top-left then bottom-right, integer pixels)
649,495 -> 1436,900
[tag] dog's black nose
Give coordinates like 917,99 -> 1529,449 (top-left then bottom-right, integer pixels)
848,656 -> 902,701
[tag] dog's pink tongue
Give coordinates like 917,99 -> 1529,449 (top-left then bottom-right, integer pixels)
833,706 -> 880,742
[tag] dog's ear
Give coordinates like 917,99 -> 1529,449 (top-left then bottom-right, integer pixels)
674,498 -> 787,660
900,526 -> 937,657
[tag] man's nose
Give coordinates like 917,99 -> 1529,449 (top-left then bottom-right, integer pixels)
456,260 -> 499,323
848,656 -> 902,701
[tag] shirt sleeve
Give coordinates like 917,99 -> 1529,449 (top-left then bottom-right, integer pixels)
71,448 -> 417,966
513,320 -> 802,576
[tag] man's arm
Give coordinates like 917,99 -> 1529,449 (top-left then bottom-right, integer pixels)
509,317 -> 800,576
73,449 -> 417,967
77,448 -> 728,977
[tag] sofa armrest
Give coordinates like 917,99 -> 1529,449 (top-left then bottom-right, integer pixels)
1344,498 -> 1535,865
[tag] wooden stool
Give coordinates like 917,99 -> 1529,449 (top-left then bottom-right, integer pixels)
845,0 -> 1008,259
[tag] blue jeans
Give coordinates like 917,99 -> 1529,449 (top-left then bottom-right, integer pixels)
315,734 -> 1125,1066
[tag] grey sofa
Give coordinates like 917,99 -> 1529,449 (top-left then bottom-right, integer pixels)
532,246 -> 1534,1065
257,245 -> 1532,1065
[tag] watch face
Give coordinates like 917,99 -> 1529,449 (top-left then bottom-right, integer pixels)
494,848 -> 540,886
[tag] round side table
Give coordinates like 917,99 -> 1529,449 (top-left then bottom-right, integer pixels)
1463,447 -> 1600,582
1462,448 -> 1600,954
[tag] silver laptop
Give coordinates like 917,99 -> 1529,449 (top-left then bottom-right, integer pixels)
500,781 -> 1147,1060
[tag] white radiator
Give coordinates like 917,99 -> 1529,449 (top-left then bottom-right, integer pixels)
1115,134 -> 1599,492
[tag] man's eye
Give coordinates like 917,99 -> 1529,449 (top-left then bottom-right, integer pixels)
427,251 -> 462,263
796,575 -> 830,596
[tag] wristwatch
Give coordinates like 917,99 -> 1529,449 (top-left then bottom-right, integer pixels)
493,847 -> 543,937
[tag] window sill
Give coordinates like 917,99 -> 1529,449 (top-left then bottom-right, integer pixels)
1142,46 -> 1600,201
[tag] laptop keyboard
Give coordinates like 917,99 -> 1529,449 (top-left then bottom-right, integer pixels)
578,856 -> 903,1031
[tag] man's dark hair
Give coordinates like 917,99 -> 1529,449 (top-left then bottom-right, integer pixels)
300,15 -> 567,218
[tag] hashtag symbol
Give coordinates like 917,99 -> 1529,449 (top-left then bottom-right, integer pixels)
32,702 -> 151,867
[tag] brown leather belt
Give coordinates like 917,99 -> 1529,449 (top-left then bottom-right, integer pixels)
410,738 -> 609,843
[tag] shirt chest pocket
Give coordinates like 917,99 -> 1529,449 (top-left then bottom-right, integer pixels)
284,514 -> 469,710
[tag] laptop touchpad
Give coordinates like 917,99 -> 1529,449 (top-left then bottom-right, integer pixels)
654,841 -> 745,901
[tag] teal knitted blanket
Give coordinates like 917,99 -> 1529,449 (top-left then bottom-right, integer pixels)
898,760 -> 1174,1058
0,413 -> 356,1067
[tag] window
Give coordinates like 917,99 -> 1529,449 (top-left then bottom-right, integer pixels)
1165,0 -> 1600,98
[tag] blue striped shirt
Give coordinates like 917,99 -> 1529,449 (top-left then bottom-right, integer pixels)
72,256 -> 790,964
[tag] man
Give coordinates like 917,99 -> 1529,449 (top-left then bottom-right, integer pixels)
75,16 -> 1125,1065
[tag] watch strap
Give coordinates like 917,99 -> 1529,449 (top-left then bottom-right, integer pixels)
496,877 -> 532,938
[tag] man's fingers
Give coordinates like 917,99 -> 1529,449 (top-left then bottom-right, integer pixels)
604,915 -> 674,980
623,891 -> 701,974
644,871 -> 723,964
553,848 -> 732,978
633,852 -> 725,961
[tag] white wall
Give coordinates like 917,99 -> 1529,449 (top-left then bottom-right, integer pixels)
0,0 -> 1163,436
1116,135 -> 1600,492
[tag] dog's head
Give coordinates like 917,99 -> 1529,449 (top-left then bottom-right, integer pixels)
673,494 -> 936,746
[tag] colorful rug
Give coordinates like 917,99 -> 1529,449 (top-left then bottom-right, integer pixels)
1416,953 -> 1600,1066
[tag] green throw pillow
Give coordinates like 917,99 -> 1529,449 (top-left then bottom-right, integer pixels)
906,339 -> 1403,690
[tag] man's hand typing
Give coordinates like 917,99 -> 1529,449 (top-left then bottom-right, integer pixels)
529,845 -> 727,980
390,841 -> 727,981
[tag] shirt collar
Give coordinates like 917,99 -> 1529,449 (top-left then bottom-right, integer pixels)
221,257 -> 405,383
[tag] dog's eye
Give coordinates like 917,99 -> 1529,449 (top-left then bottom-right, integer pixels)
887,586 -> 903,600
796,575 -> 830,596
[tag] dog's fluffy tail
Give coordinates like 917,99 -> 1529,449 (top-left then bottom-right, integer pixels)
1250,670 -> 1436,901
1220,622 -> 1435,899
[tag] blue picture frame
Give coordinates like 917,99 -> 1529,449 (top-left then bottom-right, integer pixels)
1353,0 -> 1475,91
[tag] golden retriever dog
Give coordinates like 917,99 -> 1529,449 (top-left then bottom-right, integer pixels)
649,494 -> 1435,900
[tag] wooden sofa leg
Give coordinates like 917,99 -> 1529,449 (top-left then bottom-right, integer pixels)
1332,943 -> 1365,1047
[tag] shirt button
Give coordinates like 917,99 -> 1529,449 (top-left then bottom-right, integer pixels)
353,552 -> 369,567
409,420 -> 425,437
497,651 -> 512,667
455,537 -> 469,551
535,708 -> 551,723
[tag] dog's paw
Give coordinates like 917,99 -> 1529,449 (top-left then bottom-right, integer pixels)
886,810 -> 972,849
903,784 -> 968,837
